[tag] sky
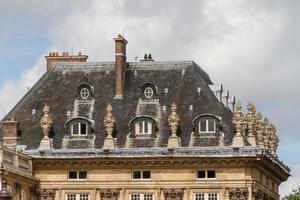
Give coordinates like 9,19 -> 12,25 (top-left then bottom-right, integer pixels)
0,0 -> 299,196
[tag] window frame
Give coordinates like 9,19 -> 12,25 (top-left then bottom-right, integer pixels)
71,122 -> 88,136
144,87 -> 154,99
68,171 -> 87,181
132,170 -> 151,180
198,119 -> 216,133
194,193 -> 219,200
135,121 -> 152,134
66,193 -> 90,200
196,170 -> 216,180
80,88 -> 90,99
130,193 -> 154,200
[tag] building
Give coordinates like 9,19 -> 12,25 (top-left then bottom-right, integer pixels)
0,35 -> 289,200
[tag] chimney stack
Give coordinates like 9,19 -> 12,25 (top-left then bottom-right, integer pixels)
45,52 -> 88,71
1,117 -> 19,148
114,34 -> 128,99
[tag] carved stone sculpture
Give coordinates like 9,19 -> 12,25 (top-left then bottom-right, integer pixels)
253,187 -> 264,200
269,123 -> 277,155
163,189 -> 184,200
39,104 -> 53,150
232,101 -> 245,146
103,104 -> 116,150
99,189 -> 120,200
228,188 -> 249,200
254,112 -> 264,148
245,103 -> 256,146
167,103 -> 181,148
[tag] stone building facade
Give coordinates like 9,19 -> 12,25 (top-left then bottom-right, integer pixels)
0,35 -> 289,200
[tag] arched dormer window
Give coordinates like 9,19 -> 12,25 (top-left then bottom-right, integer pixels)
141,83 -> 157,100
65,117 -> 93,136
77,84 -> 94,100
129,116 -> 157,136
192,114 -> 221,134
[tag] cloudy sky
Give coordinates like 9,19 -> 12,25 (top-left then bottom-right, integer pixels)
0,0 -> 299,195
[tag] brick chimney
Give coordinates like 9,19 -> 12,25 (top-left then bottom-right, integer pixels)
114,34 -> 128,99
1,117 -> 19,148
45,52 -> 88,71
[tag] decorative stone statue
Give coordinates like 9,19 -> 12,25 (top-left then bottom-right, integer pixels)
167,103 -> 181,148
40,104 -> 53,139
254,112 -> 264,148
232,101 -> 245,146
245,103 -> 256,146
262,118 -> 270,150
103,104 -> 116,149
269,123 -> 277,155
39,104 -> 53,150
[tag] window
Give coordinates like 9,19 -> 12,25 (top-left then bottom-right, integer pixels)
132,170 -> 151,180
80,88 -> 90,99
144,87 -> 154,99
135,121 -> 152,134
68,171 -> 87,180
197,170 -> 216,179
71,122 -> 88,136
194,193 -> 218,200
66,194 -> 90,200
131,193 -> 153,200
199,119 -> 216,133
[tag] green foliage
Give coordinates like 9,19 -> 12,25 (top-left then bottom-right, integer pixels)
283,188 -> 300,200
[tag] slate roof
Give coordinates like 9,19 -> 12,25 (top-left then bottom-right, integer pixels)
1,60 -> 234,150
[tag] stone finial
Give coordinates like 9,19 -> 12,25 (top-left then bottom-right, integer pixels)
103,104 -> 116,149
232,100 -> 245,146
245,103 -> 256,146
39,104 -> 53,150
262,118 -> 270,150
40,104 -> 53,139
269,123 -> 277,155
254,112 -> 264,148
167,103 -> 181,148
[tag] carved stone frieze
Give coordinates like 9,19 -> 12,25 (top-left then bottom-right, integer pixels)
99,189 -> 120,200
163,189 -> 184,200
228,188 -> 249,200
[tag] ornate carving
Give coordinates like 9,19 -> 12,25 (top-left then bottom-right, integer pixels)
233,101 -> 244,138
245,103 -> 256,146
253,187 -> 264,200
228,188 -> 249,200
103,104 -> 116,136
103,104 -> 116,149
163,189 -> 184,200
254,112 -> 264,148
168,103 -> 180,136
262,118 -> 270,150
99,189 -> 120,200
40,104 -> 53,139
40,189 -> 56,200
167,103 -> 181,148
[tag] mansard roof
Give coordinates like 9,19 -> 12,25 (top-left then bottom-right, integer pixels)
1,60 -> 234,150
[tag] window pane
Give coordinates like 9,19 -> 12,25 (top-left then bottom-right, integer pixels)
142,171 -> 151,179
69,171 -> 77,179
208,193 -> 218,200
72,123 -> 79,135
131,194 -> 140,200
79,194 -> 89,200
139,122 -> 143,134
197,170 -> 206,179
195,193 -> 205,200
80,123 -> 87,135
207,170 -> 216,178
67,194 -> 76,200
144,194 -> 153,200
133,171 -> 141,179
79,171 -> 87,179
208,120 -> 215,132
144,121 -> 148,133
200,121 -> 206,132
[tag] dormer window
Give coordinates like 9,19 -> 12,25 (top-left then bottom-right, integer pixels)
144,87 -> 154,99
199,119 -> 216,133
71,122 -> 88,136
135,121 -> 152,134
80,88 -> 90,99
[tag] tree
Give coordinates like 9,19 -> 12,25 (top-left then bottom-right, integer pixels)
283,188 -> 300,200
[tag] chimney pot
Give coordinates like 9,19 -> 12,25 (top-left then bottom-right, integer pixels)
1,117 -> 19,148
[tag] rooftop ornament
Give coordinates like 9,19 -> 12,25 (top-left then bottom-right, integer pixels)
245,103 -> 256,146
167,103 -> 181,148
232,100 -> 245,147
103,104 -> 117,150
38,104 -> 53,150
